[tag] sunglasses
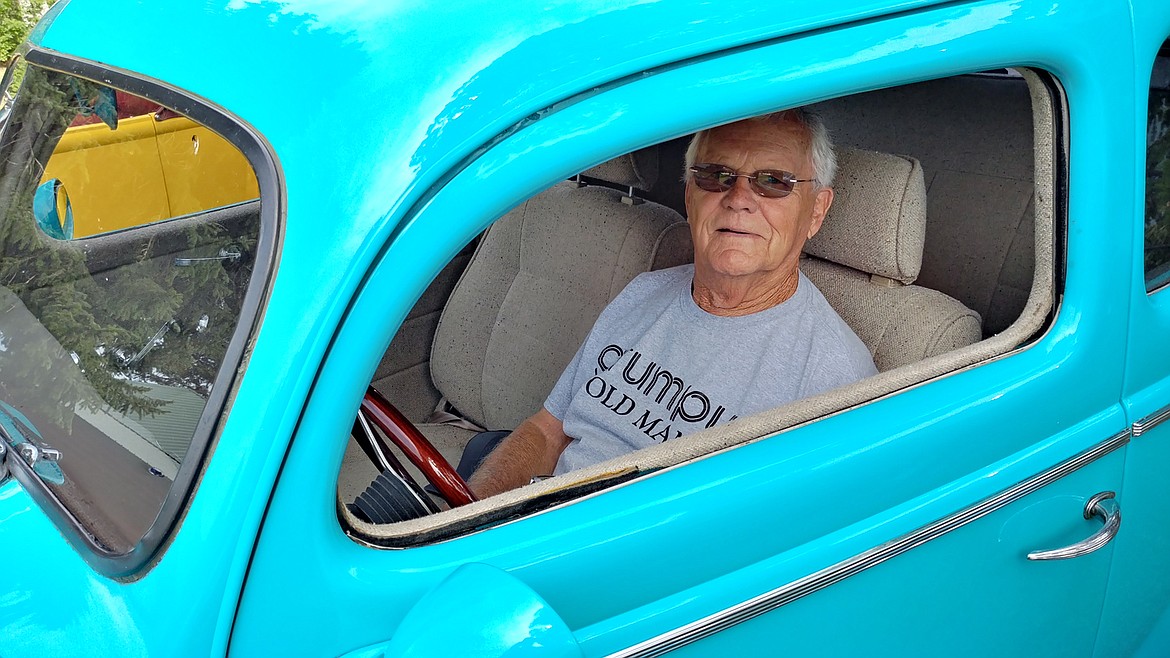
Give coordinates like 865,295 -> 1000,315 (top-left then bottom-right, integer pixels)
688,163 -> 816,198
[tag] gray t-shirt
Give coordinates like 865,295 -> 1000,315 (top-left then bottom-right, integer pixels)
545,264 -> 877,475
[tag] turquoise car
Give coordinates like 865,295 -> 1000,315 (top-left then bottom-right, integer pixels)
2,0 -> 1170,655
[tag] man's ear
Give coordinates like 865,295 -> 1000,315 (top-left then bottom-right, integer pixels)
806,186 -> 834,239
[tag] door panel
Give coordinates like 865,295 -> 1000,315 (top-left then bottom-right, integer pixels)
576,424 -> 1127,658
1096,8 -> 1170,656
1095,397 -> 1170,657
232,0 -> 1130,655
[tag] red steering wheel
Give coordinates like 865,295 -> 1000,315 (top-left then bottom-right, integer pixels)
355,386 -> 477,508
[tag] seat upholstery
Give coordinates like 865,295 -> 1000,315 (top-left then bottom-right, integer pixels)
340,147 -> 979,501
429,151 -> 692,431
341,152 -> 691,498
810,76 -> 1036,336
802,148 -> 982,371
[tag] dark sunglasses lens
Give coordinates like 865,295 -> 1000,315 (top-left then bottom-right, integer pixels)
751,172 -> 795,198
692,165 -> 799,197
691,166 -> 734,192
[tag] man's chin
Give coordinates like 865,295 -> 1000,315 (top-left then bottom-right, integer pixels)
700,257 -> 769,280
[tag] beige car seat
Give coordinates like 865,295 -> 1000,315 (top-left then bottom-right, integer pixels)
341,145 -> 982,508
802,148 -> 982,371
409,150 -> 693,467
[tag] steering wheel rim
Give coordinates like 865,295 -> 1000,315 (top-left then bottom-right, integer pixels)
358,386 -> 477,508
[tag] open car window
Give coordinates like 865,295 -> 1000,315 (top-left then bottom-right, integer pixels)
336,67 -> 1059,545
0,60 -> 267,558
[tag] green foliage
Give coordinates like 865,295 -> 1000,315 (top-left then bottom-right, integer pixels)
0,65 -> 257,433
0,0 -> 45,62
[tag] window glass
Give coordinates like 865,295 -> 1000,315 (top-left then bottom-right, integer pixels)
1146,40 -> 1170,291
0,57 -> 27,126
0,62 -> 262,553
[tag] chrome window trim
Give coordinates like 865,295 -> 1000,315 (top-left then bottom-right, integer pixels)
1133,402 -> 1170,437
606,429 -> 1131,658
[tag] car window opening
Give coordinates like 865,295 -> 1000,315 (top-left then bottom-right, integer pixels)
339,67 -> 1059,545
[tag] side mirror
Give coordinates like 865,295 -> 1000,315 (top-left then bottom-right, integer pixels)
33,178 -> 74,240
92,86 -> 119,130
68,78 -> 118,130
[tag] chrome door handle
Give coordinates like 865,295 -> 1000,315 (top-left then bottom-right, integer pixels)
15,441 -> 61,466
1027,491 -> 1121,561
174,247 -> 241,266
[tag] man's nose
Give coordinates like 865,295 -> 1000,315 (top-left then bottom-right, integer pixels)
722,175 -> 759,213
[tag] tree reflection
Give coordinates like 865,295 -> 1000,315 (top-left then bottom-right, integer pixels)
0,64 -> 256,437
1148,88 -> 1170,283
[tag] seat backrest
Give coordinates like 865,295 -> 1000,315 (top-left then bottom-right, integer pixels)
810,76 -> 1035,335
430,151 -> 692,430
802,148 -> 982,371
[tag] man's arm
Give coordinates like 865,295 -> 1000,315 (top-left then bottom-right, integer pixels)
467,408 -> 571,499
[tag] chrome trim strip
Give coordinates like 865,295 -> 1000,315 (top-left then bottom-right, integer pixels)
607,429 -> 1131,658
1133,403 -> 1170,437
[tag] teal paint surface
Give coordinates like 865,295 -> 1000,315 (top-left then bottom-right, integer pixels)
1095,1 -> 1170,654
379,563 -> 582,658
0,0 -> 1163,655
235,0 -> 1141,653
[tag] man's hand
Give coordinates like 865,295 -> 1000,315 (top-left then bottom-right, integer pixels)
467,408 -> 571,499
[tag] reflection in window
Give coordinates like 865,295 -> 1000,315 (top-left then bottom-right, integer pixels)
1146,40 -> 1170,291
0,63 -> 261,553
41,88 -> 259,238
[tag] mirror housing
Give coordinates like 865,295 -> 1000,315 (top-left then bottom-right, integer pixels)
33,178 -> 74,240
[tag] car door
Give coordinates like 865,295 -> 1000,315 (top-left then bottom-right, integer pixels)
1094,12 -> 1170,657
229,1 -> 1135,656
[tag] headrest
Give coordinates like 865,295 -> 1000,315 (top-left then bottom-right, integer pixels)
803,148 -> 926,284
582,144 -> 661,190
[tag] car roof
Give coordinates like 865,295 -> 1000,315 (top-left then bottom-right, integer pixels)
34,0 -> 952,221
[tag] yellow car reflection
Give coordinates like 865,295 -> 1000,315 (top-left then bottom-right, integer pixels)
42,110 -> 259,238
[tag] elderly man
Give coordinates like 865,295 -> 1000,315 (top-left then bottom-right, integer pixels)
468,109 -> 877,498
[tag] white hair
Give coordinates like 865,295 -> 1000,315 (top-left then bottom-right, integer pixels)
684,108 -> 837,188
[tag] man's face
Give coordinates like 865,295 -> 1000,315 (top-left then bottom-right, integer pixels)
684,119 -> 834,283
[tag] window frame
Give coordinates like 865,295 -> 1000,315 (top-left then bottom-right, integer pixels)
0,45 -> 282,578
332,65 -> 1066,548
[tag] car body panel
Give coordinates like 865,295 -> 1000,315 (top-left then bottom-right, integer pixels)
0,0 -> 1164,656
232,0 -> 1138,654
1094,2 -> 1170,656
